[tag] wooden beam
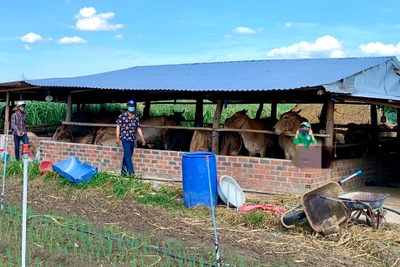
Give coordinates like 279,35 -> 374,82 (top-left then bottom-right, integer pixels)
397,108 -> 400,156
65,92 -> 73,122
194,98 -> 203,127
3,92 -> 10,134
319,99 -> 328,126
271,102 -> 277,119
0,86 -> 42,92
143,101 -> 150,117
370,104 -> 379,156
337,95 -> 400,109
323,99 -> 335,166
211,98 -> 223,154
255,103 -> 264,119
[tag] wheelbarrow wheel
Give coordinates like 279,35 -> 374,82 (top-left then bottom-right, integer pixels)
281,207 -> 307,228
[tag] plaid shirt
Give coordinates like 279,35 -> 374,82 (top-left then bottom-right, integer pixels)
11,112 -> 27,135
116,112 -> 141,142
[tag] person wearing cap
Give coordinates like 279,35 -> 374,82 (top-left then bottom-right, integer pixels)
116,100 -> 146,176
11,101 -> 29,160
293,121 -> 317,148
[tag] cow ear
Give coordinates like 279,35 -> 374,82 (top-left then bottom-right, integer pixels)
295,109 -> 302,114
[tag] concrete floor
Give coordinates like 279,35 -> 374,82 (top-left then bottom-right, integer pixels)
343,182 -> 400,224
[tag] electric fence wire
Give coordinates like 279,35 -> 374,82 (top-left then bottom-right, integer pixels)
1,208 -> 234,267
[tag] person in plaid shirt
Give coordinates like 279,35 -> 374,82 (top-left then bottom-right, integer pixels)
116,100 -> 146,176
11,101 -> 29,160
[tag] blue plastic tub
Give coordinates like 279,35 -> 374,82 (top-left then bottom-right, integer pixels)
52,156 -> 98,184
0,150 -> 10,162
181,151 -> 218,208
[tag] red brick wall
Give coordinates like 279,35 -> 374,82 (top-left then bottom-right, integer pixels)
1,135 -> 397,195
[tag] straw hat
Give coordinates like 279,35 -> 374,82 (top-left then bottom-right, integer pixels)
12,101 -> 26,111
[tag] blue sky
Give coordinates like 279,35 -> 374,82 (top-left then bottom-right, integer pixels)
1,0 -> 400,82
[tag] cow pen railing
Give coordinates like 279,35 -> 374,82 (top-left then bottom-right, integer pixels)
59,120 -> 397,150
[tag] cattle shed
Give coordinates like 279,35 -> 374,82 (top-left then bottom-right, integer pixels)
1,56 -> 400,194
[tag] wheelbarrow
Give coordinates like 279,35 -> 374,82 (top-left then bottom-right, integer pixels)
318,191 -> 390,229
280,170 -> 362,232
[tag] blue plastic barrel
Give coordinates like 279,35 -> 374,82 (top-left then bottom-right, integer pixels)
181,151 -> 217,208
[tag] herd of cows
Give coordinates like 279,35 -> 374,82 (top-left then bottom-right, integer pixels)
45,108 -> 398,160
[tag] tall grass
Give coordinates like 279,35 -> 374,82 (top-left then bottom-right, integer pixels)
0,100 -> 295,129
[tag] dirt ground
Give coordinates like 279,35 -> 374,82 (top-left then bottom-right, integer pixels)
3,177 -> 400,267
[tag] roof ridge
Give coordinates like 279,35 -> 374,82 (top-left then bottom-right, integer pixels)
130,56 -> 394,68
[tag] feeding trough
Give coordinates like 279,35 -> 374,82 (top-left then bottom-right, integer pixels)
217,175 -> 245,209
52,156 -> 98,184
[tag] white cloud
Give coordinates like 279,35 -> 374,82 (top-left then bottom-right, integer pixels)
284,22 -> 292,28
233,26 -> 263,34
114,34 -> 124,39
359,42 -> 400,55
224,34 -> 231,38
74,7 -> 123,31
24,44 -> 32,50
135,34 -> 142,38
21,32 -> 43,43
58,36 -> 87,44
266,35 -> 344,59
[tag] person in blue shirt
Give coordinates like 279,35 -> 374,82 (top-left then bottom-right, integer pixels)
116,100 -> 146,176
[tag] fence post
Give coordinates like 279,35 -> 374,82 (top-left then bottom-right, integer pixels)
21,143 -> 30,267
1,122 -> 10,211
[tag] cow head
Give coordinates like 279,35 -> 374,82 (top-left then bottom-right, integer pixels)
94,127 -> 107,144
94,127 -> 115,145
273,109 -> 307,134
170,110 -> 186,125
51,125 -> 73,141
225,109 -> 248,129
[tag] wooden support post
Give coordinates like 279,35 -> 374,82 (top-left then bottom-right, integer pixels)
323,98 -> 334,167
397,109 -> 400,156
3,92 -> 10,134
255,103 -> 263,119
66,92 -> 72,122
194,98 -> 203,127
370,104 -> 378,156
211,98 -> 223,154
143,101 -> 150,117
319,100 -> 328,126
271,102 -> 277,119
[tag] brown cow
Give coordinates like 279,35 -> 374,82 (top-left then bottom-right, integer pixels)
94,127 -> 117,146
94,111 -> 186,150
189,128 -> 212,152
136,110 -> 186,150
224,109 -> 275,157
273,110 -> 312,160
51,125 -> 95,144
220,132 -> 244,156
342,123 -> 371,158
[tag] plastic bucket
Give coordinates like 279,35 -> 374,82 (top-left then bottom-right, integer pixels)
39,161 -> 53,175
181,151 -> 218,208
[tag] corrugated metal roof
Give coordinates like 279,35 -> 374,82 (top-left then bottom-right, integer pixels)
23,56 -> 397,92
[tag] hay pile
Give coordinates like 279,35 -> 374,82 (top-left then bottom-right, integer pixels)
292,104 -> 396,127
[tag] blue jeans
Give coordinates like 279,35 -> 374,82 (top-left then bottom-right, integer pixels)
121,139 -> 135,176
13,134 -> 29,161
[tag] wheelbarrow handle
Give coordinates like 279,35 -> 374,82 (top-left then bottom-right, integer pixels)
318,195 -> 371,209
338,170 -> 362,185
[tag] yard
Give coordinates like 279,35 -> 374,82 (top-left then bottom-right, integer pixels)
0,161 -> 399,266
